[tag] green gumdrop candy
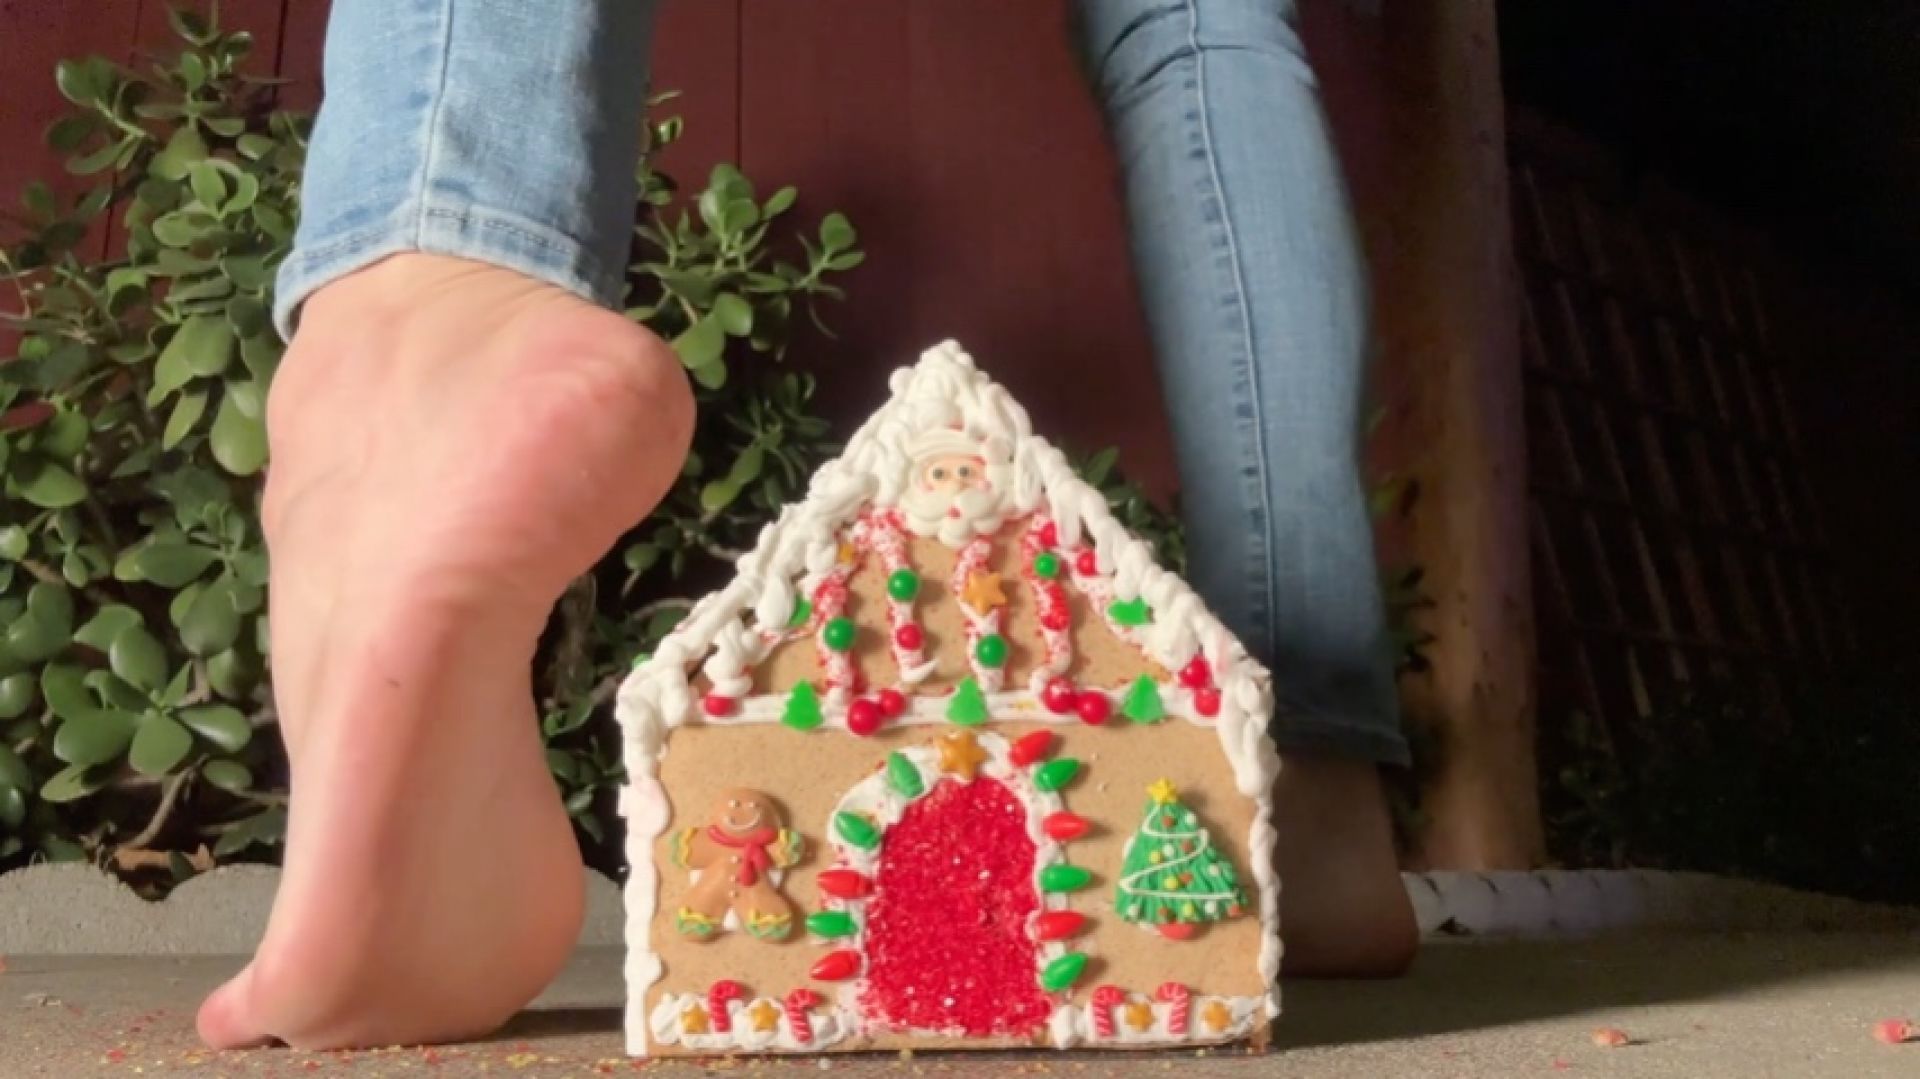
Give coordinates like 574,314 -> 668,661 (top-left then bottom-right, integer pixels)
823,615 -> 856,652
1032,551 -> 1062,579
1040,952 -> 1088,992
886,751 -> 924,798
1040,863 -> 1091,892
835,811 -> 880,850
1032,758 -> 1081,792
782,682 -> 823,731
1121,675 -> 1164,723
886,569 -> 920,602
947,677 -> 988,725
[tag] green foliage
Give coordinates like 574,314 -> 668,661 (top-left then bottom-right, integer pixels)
0,10 -> 857,886
1543,672 -> 1920,905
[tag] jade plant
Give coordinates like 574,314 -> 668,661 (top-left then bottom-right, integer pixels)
0,7 -> 860,888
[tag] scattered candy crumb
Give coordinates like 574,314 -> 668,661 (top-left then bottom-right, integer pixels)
1873,1018 -> 1915,1045
1590,1026 -> 1631,1048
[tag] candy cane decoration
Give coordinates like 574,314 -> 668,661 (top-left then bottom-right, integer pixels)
853,511 -> 936,685
950,535 -> 1005,691
784,988 -> 823,1044
1090,985 -> 1126,1041
707,980 -> 746,1033
1154,982 -> 1191,1036
1020,515 -> 1074,693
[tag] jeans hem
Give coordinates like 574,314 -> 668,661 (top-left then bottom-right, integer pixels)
272,203 -> 627,339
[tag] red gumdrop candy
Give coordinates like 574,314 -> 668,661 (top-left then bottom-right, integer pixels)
1076,692 -> 1112,725
1074,549 -> 1099,576
1178,656 -> 1211,689
1041,678 -> 1078,714
1043,811 -> 1088,841
876,687 -> 907,718
1193,686 -> 1222,717
1038,521 -> 1059,547
895,623 -> 924,651
810,950 -> 862,981
846,698 -> 882,736
1008,730 -> 1055,767
1033,910 -> 1087,941
816,868 -> 873,899
1041,606 -> 1071,633
701,693 -> 734,717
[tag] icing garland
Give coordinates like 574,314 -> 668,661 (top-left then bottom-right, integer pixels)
1047,986 -> 1265,1048
950,536 -> 1008,691
649,985 -> 847,1052
1020,516 -> 1075,693
617,342 -> 1283,1054
851,510 -> 937,686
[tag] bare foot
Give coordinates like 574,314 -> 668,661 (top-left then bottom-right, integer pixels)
1274,754 -> 1419,977
195,254 -> 694,1049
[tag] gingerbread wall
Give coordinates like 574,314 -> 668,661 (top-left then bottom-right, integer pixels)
645,524 -> 1271,1053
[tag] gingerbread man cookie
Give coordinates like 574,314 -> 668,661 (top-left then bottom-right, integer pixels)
671,789 -> 805,941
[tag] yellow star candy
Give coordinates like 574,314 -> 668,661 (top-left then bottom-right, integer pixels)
747,999 -> 782,1033
837,541 -> 859,565
937,729 -> 989,780
960,571 -> 1008,614
1201,1000 -> 1233,1032
1123,1002 -> 1154,1031
1146,778 -> 1179,804
682,1004 -> 710,1034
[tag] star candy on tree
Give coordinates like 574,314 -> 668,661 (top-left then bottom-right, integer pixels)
1146,778 -> 1180,804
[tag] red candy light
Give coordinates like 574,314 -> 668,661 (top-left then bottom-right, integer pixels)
1193,687 -> 1222,717
895,624 -> 924,651
1075,692 -> 1112,726
1074,549 -> 1099,576
701,693 -> 734,717
876,687 -> 907,718
816,868 -> 873,899
810,949 -> 862,982
1033,910 -> 1087,941
1178,656 -> 1211,689
1008,730 -> 1055,767
1041,678 -> 1078,714
1043,811 -> 1089,841
846,698 -> 882,736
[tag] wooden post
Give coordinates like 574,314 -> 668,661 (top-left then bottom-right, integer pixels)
1339,0 -> 1542,868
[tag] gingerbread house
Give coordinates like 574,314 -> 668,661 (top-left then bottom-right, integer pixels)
616,341 -> 1282,1056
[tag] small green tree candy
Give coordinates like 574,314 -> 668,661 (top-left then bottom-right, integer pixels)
835,811 -> 880,850
974,633 -> 1008,668
783,682 -> 823,731
1040,952 -> 1088,992
1032,757 -> 1081,792
947,677 -> 988,725
807,911 -> 857,938
1040,863 -> 1091,892
823,616 -> 856,652
886,751 -> 924,798
1121,675 -> 1164,723
1108,597 -> 1150,626
886,569 -> 920,601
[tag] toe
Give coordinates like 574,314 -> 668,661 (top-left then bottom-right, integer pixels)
197,966 -> 276,1049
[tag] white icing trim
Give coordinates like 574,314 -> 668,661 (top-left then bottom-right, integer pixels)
618,342 -> 1283,1055
1047,993 -> 1269,1048
647,993 -> 848,1053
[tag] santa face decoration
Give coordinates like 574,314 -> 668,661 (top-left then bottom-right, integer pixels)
898,428 -> 1014,547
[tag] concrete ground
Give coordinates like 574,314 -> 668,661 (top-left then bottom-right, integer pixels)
5,934 -> 1920,1077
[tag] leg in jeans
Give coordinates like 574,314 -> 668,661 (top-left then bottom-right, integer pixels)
196,0 -> 690,1049
1072,0 -> 1416,974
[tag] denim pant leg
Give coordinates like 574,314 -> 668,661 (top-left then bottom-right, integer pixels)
1073,0 -> 1407,765
275,0 -> 661,336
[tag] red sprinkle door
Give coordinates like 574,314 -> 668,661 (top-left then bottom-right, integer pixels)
860,777 -> 1053,1036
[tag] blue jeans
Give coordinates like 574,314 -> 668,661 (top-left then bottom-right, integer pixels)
281,0 -> 1406,767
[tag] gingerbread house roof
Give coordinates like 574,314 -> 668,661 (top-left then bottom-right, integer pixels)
616,340 -> 1282,1054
